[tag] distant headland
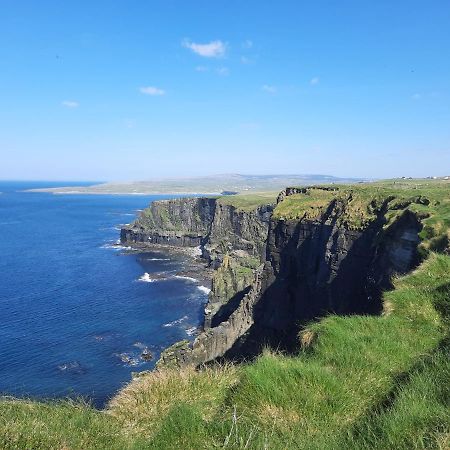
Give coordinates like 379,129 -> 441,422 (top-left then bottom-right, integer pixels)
25,173 -> 365,195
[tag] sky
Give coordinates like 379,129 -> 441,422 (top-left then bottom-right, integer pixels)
1,1 -> 449,181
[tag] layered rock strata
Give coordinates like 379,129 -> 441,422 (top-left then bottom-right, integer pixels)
122,189 -> 423,367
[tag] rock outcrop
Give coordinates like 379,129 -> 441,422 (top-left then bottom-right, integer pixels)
122,188 -> 425,368
121,197 -> 216,247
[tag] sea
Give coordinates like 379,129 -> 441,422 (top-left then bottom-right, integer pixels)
0,181 -> 209,407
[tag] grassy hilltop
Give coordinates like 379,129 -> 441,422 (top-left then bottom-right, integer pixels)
1,179 -> 449,449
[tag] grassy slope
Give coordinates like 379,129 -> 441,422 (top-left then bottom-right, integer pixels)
1,180 -> 449,449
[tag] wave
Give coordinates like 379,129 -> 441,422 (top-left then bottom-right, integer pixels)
138,272 -> 156,283
147,257 -> 171,261
133,342 -> 147,349
163,315 -> 188,327
114,352 -> 140,366
185,326 -> 198,336
197,286 -> 211,294
101,243 -> 132,251
175,275 -> 199,283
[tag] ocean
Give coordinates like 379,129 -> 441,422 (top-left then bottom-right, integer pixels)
0,181 -> 209,406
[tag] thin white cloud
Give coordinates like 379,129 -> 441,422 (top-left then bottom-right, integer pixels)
195,65 -> 209,72
262,85 -> 277,94
310,77 -> 319,85
140,86 -> 165,96
182,39 -> 226,58
242,39 -> 253,49
241,56 -> 253,65
216,67 -> 230,76
412,93 -> 421,100
62,100 -> 79,108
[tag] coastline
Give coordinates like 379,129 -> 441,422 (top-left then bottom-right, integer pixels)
122,241 -> 213,309
25,189 -> 222,196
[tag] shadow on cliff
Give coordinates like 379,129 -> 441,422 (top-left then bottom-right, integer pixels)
218,208 -> 422,362
210,286 -> 252,328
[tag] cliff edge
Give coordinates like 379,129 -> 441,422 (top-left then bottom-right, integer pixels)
121,181 -> 449,367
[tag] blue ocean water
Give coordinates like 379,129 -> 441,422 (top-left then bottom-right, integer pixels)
0,181 -> 208,406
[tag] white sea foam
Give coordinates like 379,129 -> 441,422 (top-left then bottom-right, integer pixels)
185,327 -> 198,336
138,273 -> 156,283
147,257 -> 170,261
163,315 -> 188,327
133,342 -> 147,349
175,275 -> 199,283
197,286 -> 211,294
114,352 -> 141,366
101,243 -> 132,251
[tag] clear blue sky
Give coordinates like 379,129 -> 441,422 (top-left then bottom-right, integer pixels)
1,1 -> 449,181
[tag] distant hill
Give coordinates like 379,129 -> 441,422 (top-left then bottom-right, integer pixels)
27,173 -> 364,195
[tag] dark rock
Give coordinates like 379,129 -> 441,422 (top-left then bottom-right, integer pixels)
140,348 -> 153,361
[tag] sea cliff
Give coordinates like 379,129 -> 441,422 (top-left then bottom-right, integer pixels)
121,182 -> 449,367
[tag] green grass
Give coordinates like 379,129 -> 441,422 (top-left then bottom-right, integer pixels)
217,192 -> 278,212
208,254 -> 449,449
273,180 -> 450,244
0,398 -> 128,449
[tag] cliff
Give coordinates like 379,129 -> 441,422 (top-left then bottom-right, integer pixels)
121,197 -> 216,247
121,182 -> 449,367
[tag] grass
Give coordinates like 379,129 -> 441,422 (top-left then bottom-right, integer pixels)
273,179 -> 450,237
108,365 -> 239,441
211,254 -> 449,449
217,192 -> 278,212
0,398 -> 127,449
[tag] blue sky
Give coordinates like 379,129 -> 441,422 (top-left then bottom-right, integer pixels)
1,1 -> 449,181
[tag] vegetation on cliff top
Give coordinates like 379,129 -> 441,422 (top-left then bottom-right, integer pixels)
216,192 -> 278,212
273,180 -> 450,250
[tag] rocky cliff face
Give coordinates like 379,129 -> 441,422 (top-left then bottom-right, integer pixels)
121,197 -> 216,247
204,202 -> 272,264
122,188 -> 424,367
